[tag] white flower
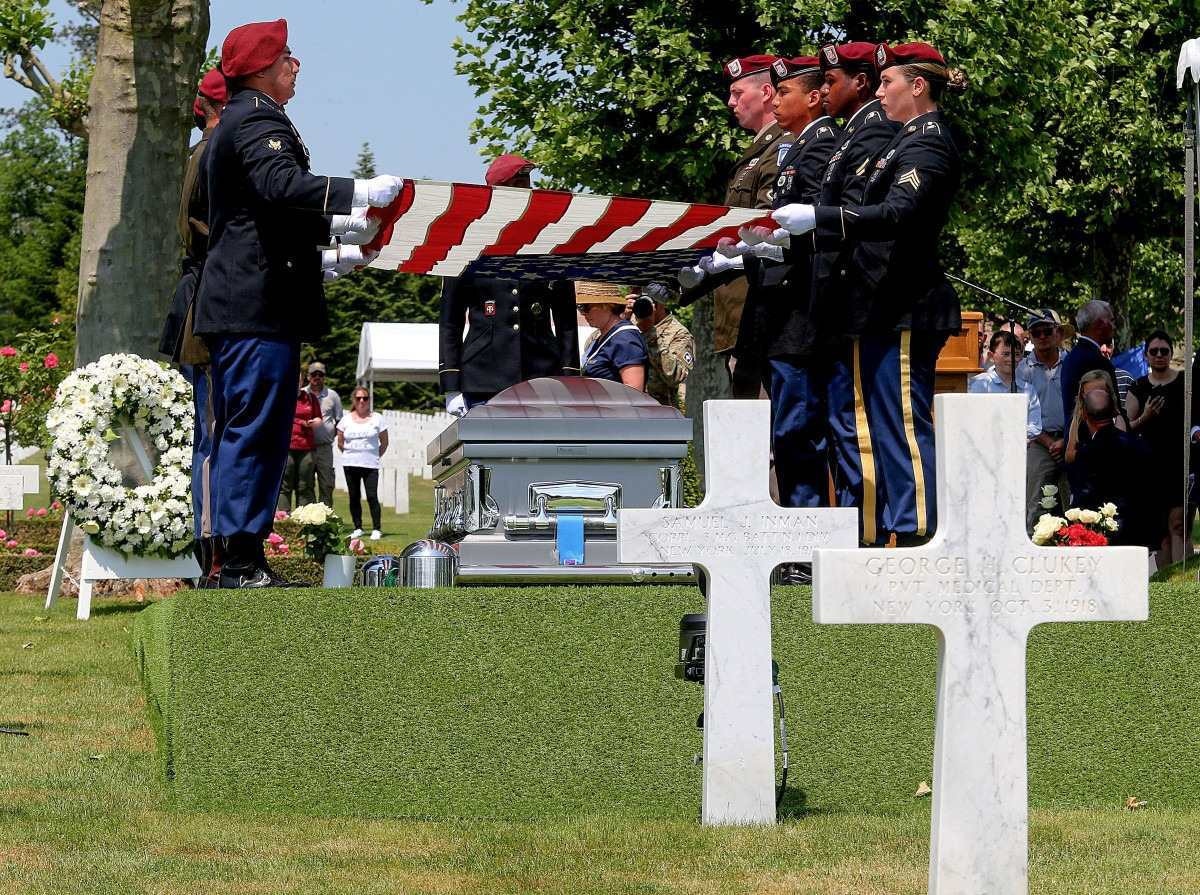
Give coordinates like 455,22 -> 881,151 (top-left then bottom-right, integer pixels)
1078,509 -> 1101,525
1032,514 -> 1065,546
1041,485 -> 1058,497
80,521 -> 100,535
1100,502 -> 1118,518
1103,517 -> 1119,531
292,503 -> 332,526
1065,508 -> 1082,522
1039,495 -> 1058,509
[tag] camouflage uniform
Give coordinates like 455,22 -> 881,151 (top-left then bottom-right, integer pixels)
644,314 -> 694,408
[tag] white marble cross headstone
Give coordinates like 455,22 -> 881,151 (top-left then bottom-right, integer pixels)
0,464 -> 39,510
813,394 -> 1148,894
619,400 -> 858,825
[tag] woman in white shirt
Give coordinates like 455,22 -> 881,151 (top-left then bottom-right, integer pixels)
336,386 -> 389,540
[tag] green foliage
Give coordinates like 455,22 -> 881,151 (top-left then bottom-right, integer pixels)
136,581 -> 1200,819
0,317 -> 71,458
0,553 -> 46,588
0,103 -> 85,335
353,141 -> 377,179
451,0 -> 1200,339
0,0 -> 53,57
311,269 -> 443,411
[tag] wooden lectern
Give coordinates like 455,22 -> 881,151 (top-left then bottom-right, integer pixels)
935,310 -> 984,393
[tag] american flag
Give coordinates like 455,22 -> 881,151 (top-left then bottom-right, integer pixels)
363,179 -> 773,283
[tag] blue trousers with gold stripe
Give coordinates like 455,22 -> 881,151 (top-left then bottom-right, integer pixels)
827,330 -> 946,545
205,336 -> 300,539
768,357 -> 828,508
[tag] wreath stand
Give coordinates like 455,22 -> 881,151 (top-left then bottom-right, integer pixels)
45,427 -> 200,621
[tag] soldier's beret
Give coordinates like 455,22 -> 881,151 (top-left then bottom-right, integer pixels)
874,41 -> 946,72
192,68 -> 227,121
485,153 -> 536,186
723,55 -> 778,82
220,19 -> 288,78
820,41 -> 877,72
770,55 -> 821,84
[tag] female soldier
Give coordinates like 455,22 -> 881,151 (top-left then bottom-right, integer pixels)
769,41 -> 966,547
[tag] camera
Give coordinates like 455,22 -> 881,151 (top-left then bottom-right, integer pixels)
632,296 -> 655,320
675,613 -> 706,683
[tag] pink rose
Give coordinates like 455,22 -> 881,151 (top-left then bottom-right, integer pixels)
0,346 -> 15,357
5,540 -> 17,549
22,548 -> 39,558
18,362 -> 28,372
0,400 -> 10,414
0,529 -> 6,539
349,538 -> 365,554
43,353 -> 58,369
278,544 -> 289,554
35,507 -> 46,516
267,532 -> 284,545
274,510 -> 289,521
26,508 -> 35,518
51,500 -> 61,510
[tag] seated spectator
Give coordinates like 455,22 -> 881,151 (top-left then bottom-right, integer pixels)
1126,330 -> 1188,567
278,370 -> 323,512
969,331 -> 1042,440
1070,386 -> 1155,548
577,281 -> 647,390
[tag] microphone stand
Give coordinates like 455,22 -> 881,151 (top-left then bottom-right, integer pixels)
945,274 -> 1040,395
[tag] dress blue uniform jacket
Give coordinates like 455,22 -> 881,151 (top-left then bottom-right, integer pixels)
194,88 -> 355,341
812,109 -> 961,337
1060,337 -> 1117,426
438,275 -> 580,396
736,115 -> 841,362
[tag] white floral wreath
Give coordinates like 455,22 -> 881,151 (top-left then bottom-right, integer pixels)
45,353 -> 195,558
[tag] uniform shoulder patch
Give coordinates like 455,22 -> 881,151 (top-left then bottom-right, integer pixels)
266,138 -> 283,151
776,143 -> 793,165
816,126 -> 832,137
898,167 -> 922,190
923,120 -> 942,135
865,110 -> 881,122
747,157 -> 760,169
684,350 -> 694,366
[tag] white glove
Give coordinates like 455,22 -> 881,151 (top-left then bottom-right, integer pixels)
771,203 -> 817,235
678,264 -> 706,289
699,252 -> 744,275
739,224 -> 792,247
716,240 -> 753,259
329,206 -> 380,244
353,175 -> 405,208
751,244 -> 785,263
446,392 -> 467,417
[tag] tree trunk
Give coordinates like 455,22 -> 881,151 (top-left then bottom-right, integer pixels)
684,296 -> 732,489
74,0 -> 210,365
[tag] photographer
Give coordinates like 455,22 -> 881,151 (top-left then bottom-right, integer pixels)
626,284 -> 694,409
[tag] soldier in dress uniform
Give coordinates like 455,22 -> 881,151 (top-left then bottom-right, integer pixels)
194,18 -> 405,587
438,155 -> 580,416
812,42 -> 902,532
732,56 -> 840,508
772,41 -> 966,546
709,54 -> 794,398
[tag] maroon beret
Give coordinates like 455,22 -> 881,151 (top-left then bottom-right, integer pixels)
820,41 -> 878,72
875,41 -> 946,72
723,55 -> 778,82
198,68 -> 228,104
770,55 -> 821,84
220,19 -> 288,79
485,153 -> 535,186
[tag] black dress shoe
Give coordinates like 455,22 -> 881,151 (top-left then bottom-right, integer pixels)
217,562 -> 303,589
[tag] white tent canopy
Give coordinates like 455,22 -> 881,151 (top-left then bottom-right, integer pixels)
356,321 -> 598,389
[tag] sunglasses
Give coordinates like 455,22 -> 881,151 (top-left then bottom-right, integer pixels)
1029,327 -> 1055,338
576,304 -> 596,313
353,395 -> 370,401
1147,347 -> 1171,357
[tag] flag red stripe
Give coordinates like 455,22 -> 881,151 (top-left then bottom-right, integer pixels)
402,184 -> 494,274
484,190 -> 574,255
689,215 -> 776,249
552,197 -> 652,255
620,203 -> 727,253
363,179 -> 416,256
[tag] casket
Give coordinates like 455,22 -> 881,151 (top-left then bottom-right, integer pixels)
426,377 -> 695,583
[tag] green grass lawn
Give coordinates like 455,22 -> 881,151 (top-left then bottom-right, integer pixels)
325,473 -> 434,551
6,587 -> 1200,893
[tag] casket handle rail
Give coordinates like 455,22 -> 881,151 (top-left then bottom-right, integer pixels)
503,481 -> 621,535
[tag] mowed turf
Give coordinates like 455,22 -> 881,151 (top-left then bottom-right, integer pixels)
133,582 -> 1200,820
7,589 -> 1200,894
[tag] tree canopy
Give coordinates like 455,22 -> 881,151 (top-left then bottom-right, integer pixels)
453,0 -> 1199,344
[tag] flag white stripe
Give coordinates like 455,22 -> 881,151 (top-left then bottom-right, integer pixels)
517,194 -> 613,254
656,207 -> 764,250
428,187 -> 533,277
384,182 -> 455,265
588,202 -> 688,253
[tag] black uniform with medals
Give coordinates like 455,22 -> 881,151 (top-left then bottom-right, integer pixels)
814,108 -> 962,546
438,275 -> 580,400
